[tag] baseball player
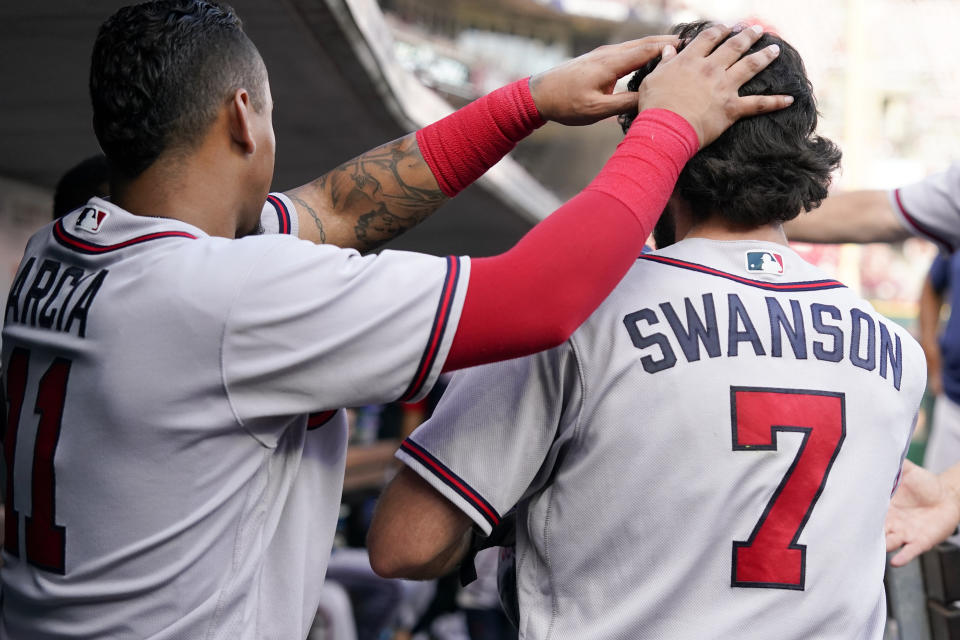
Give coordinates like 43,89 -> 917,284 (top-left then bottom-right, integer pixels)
368,23 -> 925,640
784,150 -> 960,565
0,1 -> 788,638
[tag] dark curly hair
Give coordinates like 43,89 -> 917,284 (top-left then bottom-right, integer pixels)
90,1 -> 267,179
619,21 -> 841,226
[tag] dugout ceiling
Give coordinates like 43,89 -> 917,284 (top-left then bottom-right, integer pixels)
0,0 -> 560,256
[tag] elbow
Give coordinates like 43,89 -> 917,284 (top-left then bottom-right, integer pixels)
367,548 -> 405,580
367,529 -> 404,579
368,549 -> 430,581
366,529 -> 426,580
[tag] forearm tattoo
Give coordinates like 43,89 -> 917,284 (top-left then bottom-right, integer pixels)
288,192 -> 326,244
318,135 -> 447,252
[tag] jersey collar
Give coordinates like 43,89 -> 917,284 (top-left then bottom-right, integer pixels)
53,197 -> 206,255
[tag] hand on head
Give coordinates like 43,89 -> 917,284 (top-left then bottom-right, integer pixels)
529,35 -> 679,126
636,24 -> 792,148
527,25 -> 792,147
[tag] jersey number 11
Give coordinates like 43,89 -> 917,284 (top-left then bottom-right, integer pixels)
4,347 -> 69,575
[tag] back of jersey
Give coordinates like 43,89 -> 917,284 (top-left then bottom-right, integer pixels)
540,238 -> 922,639
2,198 -> 467,638
0,206 -> 301,638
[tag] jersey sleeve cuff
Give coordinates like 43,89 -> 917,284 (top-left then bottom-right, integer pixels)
398,255 -> 471,402
262,192 -> 300,237
396,437 -> 499,536
890,187 -> 955,253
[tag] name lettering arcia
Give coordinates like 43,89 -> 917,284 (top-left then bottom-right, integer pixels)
4,257 -> 109,338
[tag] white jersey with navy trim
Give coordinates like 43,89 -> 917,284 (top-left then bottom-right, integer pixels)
399,238 -> 923,640
0,195 -> 469,639
259,192 -> 299,236
891,162 -> 960,252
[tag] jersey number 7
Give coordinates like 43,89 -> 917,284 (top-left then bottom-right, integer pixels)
3,347 -> 69,574
730,387 -> 846,590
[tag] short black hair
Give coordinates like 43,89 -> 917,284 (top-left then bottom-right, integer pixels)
53,154 -> 110,219
90,0 -> 267,180
620,21 -> 841,227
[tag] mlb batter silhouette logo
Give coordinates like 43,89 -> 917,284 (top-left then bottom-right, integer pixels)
745,250 -> 784,275
76,207 -> 109,233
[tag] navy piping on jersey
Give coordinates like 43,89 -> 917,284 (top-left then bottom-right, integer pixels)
399,256 -> 461,401
638,254 -> 846,292
307,410 -> 338,431
401,438 -> 501,529
266,194 -> 292,235
893,188 -> 955,253
53,219 -> 197,254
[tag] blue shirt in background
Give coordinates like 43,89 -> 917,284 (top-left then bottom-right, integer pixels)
929,252 -> 960,404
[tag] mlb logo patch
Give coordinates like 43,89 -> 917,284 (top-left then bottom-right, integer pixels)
76,207 -> 109,233
745,250 -> 784,275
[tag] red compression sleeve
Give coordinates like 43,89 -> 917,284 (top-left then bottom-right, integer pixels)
416,78 -> 545,197
444,109 -> 698,371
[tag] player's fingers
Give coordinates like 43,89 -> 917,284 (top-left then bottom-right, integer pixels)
611,35 -> 682,48
593,91 -> 642,116
885,529 -> 904,552
731,94 -> 794,119
679,24 -> 731,58
890,543 -> 922,567
727,43 -> 782,86
602,38 -> 680,76
659,44 -> 678,64
707,24 -> 764,68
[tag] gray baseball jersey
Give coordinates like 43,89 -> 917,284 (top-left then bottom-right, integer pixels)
892,161 -> 960,252
1,194 -> 469,639
399,238 -> 924,640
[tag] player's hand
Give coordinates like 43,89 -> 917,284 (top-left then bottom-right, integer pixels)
529,35 -> 680,126
636,24 -> 793,148
885,459 -> 960,566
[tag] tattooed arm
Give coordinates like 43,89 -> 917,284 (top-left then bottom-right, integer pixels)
283,35 -> 687,252
284,133 -> 446,252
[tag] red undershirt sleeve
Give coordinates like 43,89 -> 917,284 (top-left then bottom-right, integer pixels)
444,109 -> 698,371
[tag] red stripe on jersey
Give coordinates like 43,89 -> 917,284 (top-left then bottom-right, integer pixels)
53,219 -> 197,254
307,410 -> 337,431
893,188 -> 955,253
400,439 -> 500,528
638,255 -> 845,291
266,195 -> 292,235
400,256 -> 460,401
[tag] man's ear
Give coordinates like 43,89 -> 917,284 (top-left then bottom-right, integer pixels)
227,88 -> 256,155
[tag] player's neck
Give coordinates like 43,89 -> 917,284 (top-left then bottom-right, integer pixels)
684,216 -> 788,246
110,152 -> 244,239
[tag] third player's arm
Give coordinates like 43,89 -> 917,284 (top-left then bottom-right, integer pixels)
784,189 -> 907,244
